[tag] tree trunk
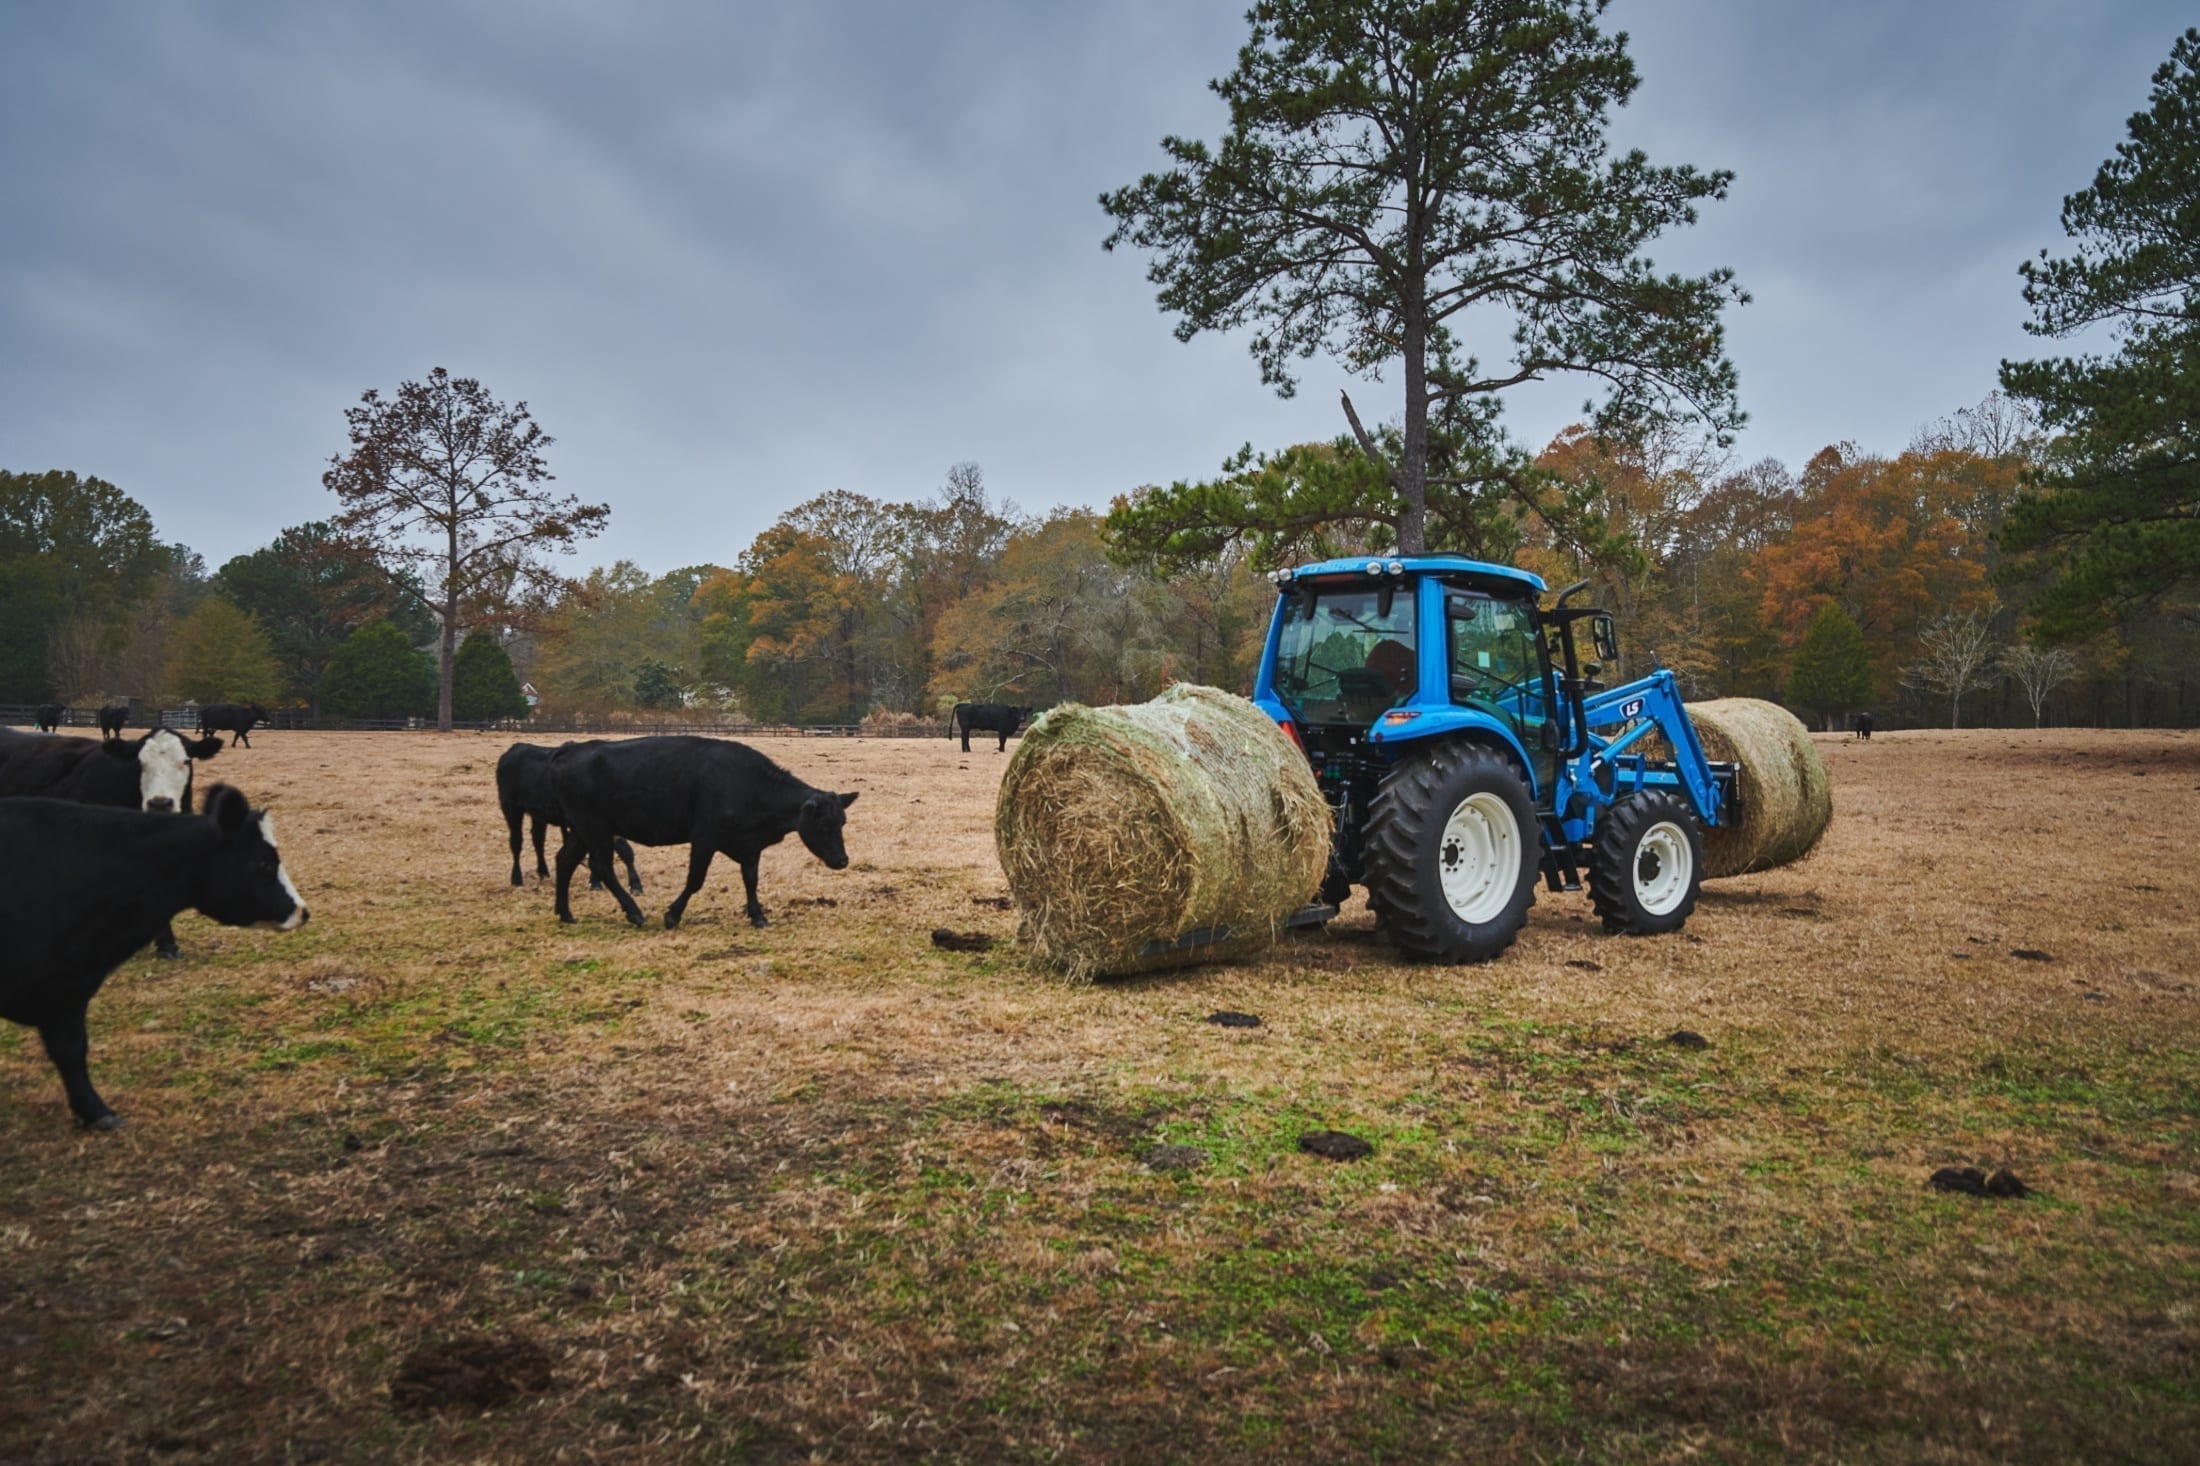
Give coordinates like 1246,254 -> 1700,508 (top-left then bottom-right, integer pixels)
1398,297 -> 1428,554
439,523 -> 458,732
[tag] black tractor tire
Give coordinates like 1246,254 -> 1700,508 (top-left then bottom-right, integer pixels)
1586,791 -> 1703,936
1363,742 -> 1539,964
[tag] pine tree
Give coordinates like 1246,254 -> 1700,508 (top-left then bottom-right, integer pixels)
452,633 -> 528,721
1998,28 -> 2200,636
319,620 -> 436,720
1785,603 -> 1873,731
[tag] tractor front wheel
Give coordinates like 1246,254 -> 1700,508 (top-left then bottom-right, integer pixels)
1364,743 -> 1539,963
1587,791 -> 1703,935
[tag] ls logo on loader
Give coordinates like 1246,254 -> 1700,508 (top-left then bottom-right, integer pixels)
1620,697 -> 1645,719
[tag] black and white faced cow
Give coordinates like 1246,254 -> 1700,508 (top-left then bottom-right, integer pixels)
548,736 -> 856,929
495,741 -> 642,892
0,786 -> 307,1129
0,728 -> 226,957
950,702 -> 1033,754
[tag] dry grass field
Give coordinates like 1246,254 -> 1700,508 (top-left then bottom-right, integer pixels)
1,726 -> 2195,1462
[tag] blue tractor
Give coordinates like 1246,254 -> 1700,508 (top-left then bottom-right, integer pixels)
1251,554 -> 1739,962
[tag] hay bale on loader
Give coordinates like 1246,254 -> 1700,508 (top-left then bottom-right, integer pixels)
1684,698 -> 1834,878
994,684 -> 1331,979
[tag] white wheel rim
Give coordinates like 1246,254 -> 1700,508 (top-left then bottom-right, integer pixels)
1634,820 -> 1692,916
1438,792 -> 1522,924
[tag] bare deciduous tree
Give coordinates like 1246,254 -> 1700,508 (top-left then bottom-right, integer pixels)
322,369 -> 608,730
2001,642 -> 2080,727
1902,609 -> 2002,728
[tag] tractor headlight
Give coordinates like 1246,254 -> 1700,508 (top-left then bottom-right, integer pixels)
1386,560 -> 1404,575
1365,559 -> 1384,575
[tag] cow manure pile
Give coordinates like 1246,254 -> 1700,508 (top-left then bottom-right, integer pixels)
1299,1130 -> 1374,1161
1666,1029 -> 1711,1050
1928,1166 -> 2032,1200
931,929 -> 995,952
1141,1144 -> 1208,1172
1205,1010 -> 1261,1028
389,1333 -> 555,1417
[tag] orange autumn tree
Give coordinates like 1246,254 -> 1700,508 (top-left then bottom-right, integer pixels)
1753,445 -> 2010,694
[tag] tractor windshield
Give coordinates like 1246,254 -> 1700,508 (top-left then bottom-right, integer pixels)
1272,585 -> 1417,726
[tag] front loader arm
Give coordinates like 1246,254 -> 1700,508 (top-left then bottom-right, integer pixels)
1562,671 -> 1728,832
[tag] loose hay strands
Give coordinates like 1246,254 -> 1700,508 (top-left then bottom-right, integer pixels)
994,684 -> 1331,979
1685,698 -> 1834,878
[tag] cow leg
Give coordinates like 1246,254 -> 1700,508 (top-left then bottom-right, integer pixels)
39,1011 -> 119,1130
236,728 -> 250,747
155,922 -> 181,960
740,856 -> 768,927
998,730 -> 1008,753
592,839 -> 647,928
616,836 -> 644,894
507,807 -> 528,885
554,834 -> 586,923
960,726 -> 971,754
664,844 -> 714,929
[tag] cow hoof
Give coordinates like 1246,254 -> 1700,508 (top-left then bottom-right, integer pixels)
510,873 -> 524,887
663,913 -> 682,930
83,1113 -> 124,1132
625,912 -> 648,929
155,947 -> 181,961
558,913 -> 577,925
749,914 -> 770,929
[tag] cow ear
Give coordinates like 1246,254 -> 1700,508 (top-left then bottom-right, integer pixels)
100,739 -> 138,762
206,784 -> 248,833
190,736 -> 223,760
838,791 -> 858,808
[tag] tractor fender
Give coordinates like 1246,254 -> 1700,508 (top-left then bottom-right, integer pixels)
1367,708 -> 1541,800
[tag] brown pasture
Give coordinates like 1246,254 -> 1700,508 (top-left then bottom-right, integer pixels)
0,726 -> 2195,1461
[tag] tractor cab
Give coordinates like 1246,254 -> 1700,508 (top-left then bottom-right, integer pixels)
1256,555 -> 1566,807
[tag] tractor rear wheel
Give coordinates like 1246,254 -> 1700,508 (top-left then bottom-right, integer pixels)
1363,742 -> 1538,963
1586,791 -> 1703,935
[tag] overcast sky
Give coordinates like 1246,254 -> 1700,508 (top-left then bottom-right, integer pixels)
1,2 -> 2188,573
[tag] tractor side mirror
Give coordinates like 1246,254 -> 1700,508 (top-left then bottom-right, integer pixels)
1590,613 -> 1618,663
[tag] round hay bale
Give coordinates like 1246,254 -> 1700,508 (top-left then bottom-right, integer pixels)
994,684 -> 1331,979
1685,698 -> 1833,878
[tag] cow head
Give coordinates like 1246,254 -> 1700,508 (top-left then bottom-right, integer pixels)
797,790 -> 858,871
191,785 -> 309,932
100,728 -> 224,812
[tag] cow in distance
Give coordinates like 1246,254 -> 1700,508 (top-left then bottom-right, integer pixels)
548,736 -> 855,929
495,741 -> 642,893
98,703 -> 130,739
0,726 -> 227,958
950,702 -> 1033,754
0,785 -> 307,1129
198,703 -> 269,747
32,704 -> 65,733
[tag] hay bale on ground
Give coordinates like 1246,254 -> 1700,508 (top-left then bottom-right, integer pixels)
1685,698 -> 1834,878
994,684 -> 1331,979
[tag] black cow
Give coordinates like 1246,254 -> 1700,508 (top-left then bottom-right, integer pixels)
1855,711 -> 1874,742
495,741 -> 642,893
32,704 -> 65,733
950,702 -> 1033,753
0,727 -> 227,958
98,703 -> 130,739
548,736 -> 855,929
0,786 -> 307,1128
198,703 -> 269,747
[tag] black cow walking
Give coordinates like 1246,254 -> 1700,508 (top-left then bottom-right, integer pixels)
1856,711 -> 1874,742
198,703 -> 269,747
950,702 -> 1033,754
495,741 -> 642,893
98,703 -> 130,739
0,727 -> 228,958
548,736 -> 855,929
0,787 -> 307,1128
32,704 -> 65,733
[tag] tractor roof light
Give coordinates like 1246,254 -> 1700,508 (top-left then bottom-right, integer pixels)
1365,559 -> 1384,575
1385,560 -> 1404,575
